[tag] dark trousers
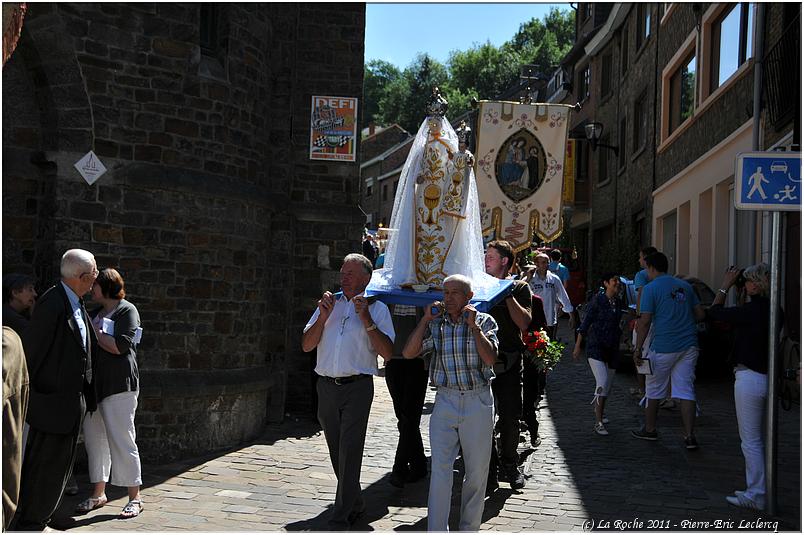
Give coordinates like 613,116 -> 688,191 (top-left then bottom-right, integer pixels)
490,358 -> 522,474
317,376 -> 373,528
11,422 -> 81,531
384,359 -> 428,476
522,356 -> 547,437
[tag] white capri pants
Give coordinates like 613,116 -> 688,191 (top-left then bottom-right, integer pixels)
83,391 -> 142,487
588,358 -> 616,405
644,346 -> 698,401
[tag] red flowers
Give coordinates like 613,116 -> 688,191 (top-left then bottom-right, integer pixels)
522,329 -> 566,372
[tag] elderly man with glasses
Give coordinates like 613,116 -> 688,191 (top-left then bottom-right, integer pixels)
12,249 -> 99,531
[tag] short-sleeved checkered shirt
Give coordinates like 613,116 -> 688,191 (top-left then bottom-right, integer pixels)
421,312 -> 498,390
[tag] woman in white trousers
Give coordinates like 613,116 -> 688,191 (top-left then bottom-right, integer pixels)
76,268 -> 143,519
707,264 -> 781,511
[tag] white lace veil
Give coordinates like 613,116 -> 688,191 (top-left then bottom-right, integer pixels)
369,116 -> 498,295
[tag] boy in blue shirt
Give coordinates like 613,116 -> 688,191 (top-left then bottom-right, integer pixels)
632,252 -> 706,449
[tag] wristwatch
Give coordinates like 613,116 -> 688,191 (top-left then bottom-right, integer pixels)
718,288 -> 728,295
365,323 -> 378,332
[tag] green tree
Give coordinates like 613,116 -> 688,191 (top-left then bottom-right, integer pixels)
510,7 -> 575,76
378,53 -> 449,133
362,60 -> 401,131
447,41 -> 522,101
368,8 -> 575,129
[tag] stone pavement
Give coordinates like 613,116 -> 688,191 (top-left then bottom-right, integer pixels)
62,320 -> 800,532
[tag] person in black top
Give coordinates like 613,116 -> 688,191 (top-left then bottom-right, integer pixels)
77,268 -> 143,519
707,264 -> 782,512
572,273 -> 623,436
484,240 -> 532,492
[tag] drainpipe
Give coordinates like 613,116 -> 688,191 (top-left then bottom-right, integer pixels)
748,3 -> 766,262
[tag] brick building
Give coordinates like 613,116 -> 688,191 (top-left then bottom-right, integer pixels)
359,123 -> 411,228
3,2 -> 366,461
557,2 -> 800,325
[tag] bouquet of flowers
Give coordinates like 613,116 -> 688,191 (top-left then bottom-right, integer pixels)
522,329 -> 566,372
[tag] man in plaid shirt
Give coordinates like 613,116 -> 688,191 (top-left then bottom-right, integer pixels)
403,274 -> 499,531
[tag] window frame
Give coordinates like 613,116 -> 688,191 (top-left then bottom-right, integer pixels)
636,4 -> 652,51
620,24 -> 629,78
596,134 -> 610,186
618,116 -> 627,171
703,3 -> 755,97
632,90 -> 648,156
660,31 -> 698,144
577,63 -> 591,103
668,50 -> 697,135
600,52 -> 613,100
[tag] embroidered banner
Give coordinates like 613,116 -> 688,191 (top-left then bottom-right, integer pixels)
475,101 -> 573,251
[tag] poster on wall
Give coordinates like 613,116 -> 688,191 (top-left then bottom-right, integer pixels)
309,95 -> 358,162
474,101 -> 573,252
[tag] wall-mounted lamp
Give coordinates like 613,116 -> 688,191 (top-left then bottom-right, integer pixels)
584,121 -> 619,156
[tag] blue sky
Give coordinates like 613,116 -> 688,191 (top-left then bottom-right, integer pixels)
365,3 -> 571,70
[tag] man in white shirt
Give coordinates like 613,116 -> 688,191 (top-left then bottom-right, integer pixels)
302,254 -> 394,530
525,253 -> 574,338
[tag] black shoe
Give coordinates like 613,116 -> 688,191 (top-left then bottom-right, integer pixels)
684,435 -> 699,450
347,508 -> 365,525
485,477 -> 499,497
631,426 -> 658,441
406,466 -> 427,483
531,433 -> 542,448
504,464 -> 526,490
389,471 -> 406,488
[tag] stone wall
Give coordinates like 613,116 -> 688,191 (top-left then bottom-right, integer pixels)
2,2 -> 366,461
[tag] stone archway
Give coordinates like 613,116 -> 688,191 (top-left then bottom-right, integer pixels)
2,5 -> 94,282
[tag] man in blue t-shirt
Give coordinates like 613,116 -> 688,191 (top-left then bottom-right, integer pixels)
548,249 -> 570,290
631,246 -> 658,400
631,252 -> 705,449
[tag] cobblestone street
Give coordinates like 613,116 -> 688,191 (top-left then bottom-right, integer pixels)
62,321 -> 800,532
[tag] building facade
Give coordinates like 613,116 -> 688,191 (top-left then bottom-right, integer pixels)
3,2 -> 366,461
559,2 -> 800,326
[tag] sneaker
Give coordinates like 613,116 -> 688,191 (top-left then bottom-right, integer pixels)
530,433 -> 542,448
631,427 -> 658,441
601,415 -> 609,424
726,494 -> 763,511
684,435 -> 699,450
503,465 -> 525,490
594,422 -> 609,436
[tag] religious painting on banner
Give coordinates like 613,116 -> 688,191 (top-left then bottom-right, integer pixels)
475,101 -> 573,252
309,95 -> 358,162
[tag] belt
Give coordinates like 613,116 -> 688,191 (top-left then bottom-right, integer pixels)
321,374 -> 371,386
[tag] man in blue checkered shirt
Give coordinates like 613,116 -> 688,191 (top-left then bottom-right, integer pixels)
403,274 -> 499,531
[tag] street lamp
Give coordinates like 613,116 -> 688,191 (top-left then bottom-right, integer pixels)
584,121 -> 619,156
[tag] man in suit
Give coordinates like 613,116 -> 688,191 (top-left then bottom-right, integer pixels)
12,249 -> 98,531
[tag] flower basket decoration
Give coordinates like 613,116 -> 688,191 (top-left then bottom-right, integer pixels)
522,329 -> 565,372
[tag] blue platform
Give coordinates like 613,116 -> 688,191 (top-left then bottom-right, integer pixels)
364,279 -> 515,312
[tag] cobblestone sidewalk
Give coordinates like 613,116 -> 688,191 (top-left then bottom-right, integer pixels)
62,320 -> 800,531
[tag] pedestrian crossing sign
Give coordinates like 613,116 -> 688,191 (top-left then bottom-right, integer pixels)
735,152 -> 801,211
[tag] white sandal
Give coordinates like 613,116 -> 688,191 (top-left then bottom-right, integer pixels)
120,499 -> 143,518
75,494 -> 107,513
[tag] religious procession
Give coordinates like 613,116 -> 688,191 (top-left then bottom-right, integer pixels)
2,2 -> 800,533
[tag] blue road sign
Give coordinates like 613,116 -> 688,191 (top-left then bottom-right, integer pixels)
735,152 -> 801,211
